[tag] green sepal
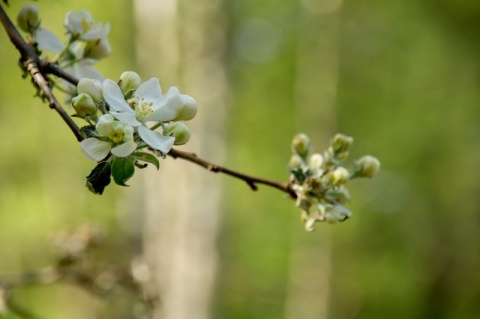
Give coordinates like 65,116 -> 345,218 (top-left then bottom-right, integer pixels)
79,125 -> 97,139
111,156 -> 135,186
86,161 -> 112,195
133,152 -> 160,170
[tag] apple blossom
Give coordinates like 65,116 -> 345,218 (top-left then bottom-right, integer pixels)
80,114 -> 137,161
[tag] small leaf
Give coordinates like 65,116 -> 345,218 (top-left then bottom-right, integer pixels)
112,156 -> 135,186
79,125 -> 97,139
133,151 -> 160,170
291,168 -> 306,184
86,161 -> 112,195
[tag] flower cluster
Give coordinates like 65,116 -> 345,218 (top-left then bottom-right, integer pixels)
17,6 -> 110,86
70,72 -> 197,194
288,133 -> 380,231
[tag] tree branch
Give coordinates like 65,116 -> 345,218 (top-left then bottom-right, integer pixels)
0,4 -> 82,141
41,60 -> 79,86
168,148 -> 297,198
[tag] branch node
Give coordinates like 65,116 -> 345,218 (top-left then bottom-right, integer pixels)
247,181 -> 258,191
208,165 -> 220,172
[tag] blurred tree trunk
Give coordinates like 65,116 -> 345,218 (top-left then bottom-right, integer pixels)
284,3 -> 342,319
133,1 -> 226,318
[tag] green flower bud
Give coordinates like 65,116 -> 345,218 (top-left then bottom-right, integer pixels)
72,93 -> 97,117
329,167 -> 350,185
173,95 -> 198,121
289,154 -> 304,171
84,38 -> 111,60
119,71 -> 141,98
164,122 -> 191,145
332,133 -> 353,154
77,78 -> 103,103
17,4 -> 40,33
291,133 -> 311,158
309,153 -> 324,171
354,155 -> 381,178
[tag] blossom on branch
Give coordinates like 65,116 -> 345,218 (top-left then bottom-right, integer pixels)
103,77 -> 197,154
81,114 -> 137,161
64,10 -> 110,41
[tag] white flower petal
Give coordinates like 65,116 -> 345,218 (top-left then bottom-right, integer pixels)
72,61 -> 104,80
64,11 -> 87,35
145,91 -> 184,122
111,141 -> 137,157
96,114 -> 115,136
138,125 -> 174,153
34,27 -> 64,53
135,78 -> 162,104
110,111 -> 142,127
82,22 -> 110,40
103,79 -> 135,114
80,138 -> 111,161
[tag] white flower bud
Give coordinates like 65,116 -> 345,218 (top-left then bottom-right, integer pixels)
72,93 -> 97,117
164,122 -> 191,145
17,4 -> 40,33
330,167 -> 350,186
291,133 -> 311,158
309,153 -> 324,171
119,71 -> 142,98
173,95 -> 198,121
354,155 -> 381,178
77,78 -> 103,103
84,38 -> 111,60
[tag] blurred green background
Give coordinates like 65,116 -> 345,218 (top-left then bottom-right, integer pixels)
1,0 -> 480,318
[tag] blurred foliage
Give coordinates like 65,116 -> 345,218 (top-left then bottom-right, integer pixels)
1,0 -> 480,319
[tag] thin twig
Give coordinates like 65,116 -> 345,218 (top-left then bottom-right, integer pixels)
25,59 -> 83,141
41,60 -> 79,86
0,267 -> 60,287
168,148 -> 296,198
0,4 -> 82,141
0,265 -> 153,318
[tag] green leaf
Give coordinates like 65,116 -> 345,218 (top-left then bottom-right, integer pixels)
133,152 -> 160,170
290,168 -> 306,184
79,125 -> 97,139
111,156 -> 135,186
86,161 -> 112,195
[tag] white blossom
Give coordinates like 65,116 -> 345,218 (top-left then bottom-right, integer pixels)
80,114 -> 137,161
103,78 -> 196,154
64,10 -> 110,41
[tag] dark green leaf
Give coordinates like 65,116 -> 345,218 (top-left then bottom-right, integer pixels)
79,125 -> 97,139
290,168 -> 306,184
133,152 -> 160,170
86,161 -> 112,195
112,156 -> 135,186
